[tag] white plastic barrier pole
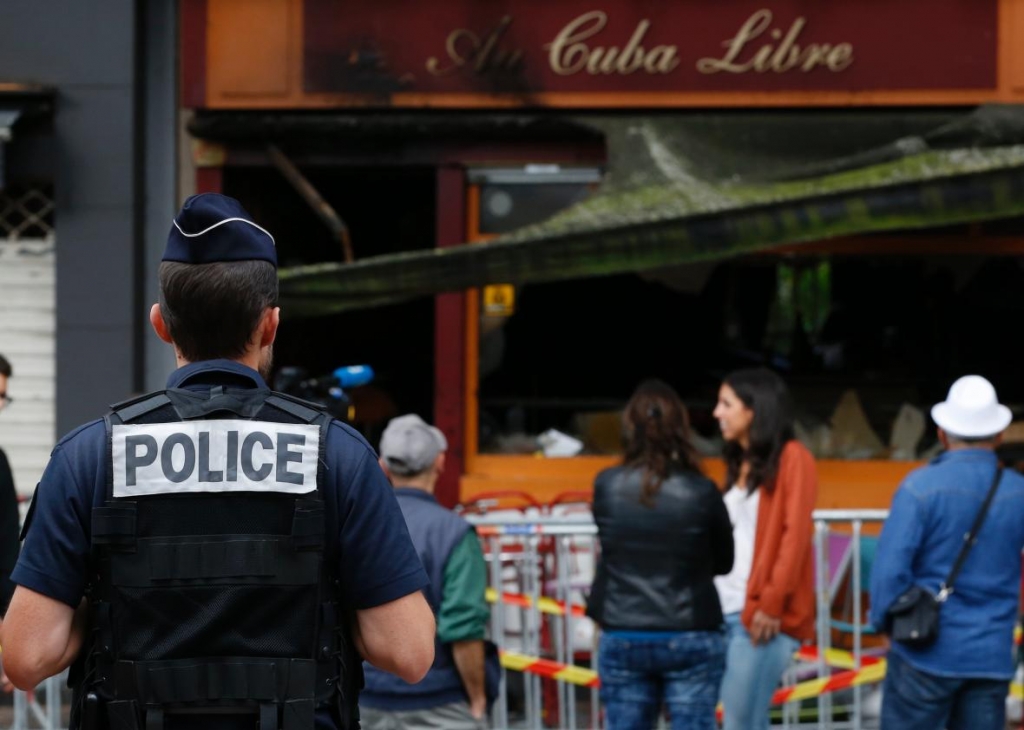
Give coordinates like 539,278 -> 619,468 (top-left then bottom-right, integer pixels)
811,510 -> 889,730
13,686 -> 26,730
814,519 -> 831,730
852,518 -> 864,730
487,533 -> 509,729
526,534 -> 542,729
554,535 -> 569,730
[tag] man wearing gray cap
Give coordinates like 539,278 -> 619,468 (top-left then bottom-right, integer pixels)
360,414 -> 492,730
1,194 -> 435,730
871,375 -> 1024,730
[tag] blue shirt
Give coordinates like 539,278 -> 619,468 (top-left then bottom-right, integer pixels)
12,360 -> 429,728
869,449 -> 1024,679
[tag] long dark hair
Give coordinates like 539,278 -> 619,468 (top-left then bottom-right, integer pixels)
622,379 -> 702,507
721,368 -> 796,494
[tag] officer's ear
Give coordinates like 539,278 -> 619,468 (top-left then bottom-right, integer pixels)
258,307 -> 280,349
150,304 -> 173,344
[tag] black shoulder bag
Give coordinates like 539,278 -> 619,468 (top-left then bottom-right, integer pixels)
886,466 -> 1003,648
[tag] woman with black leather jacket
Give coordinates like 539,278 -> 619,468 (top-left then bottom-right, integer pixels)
587,379 -> 734,730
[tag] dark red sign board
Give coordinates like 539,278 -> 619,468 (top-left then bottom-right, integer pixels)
303,0 -> 997,98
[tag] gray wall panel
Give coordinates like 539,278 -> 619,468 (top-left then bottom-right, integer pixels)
0,1 -> 135,86
55,209 -> 135,327
144,0 -> 180,392
53,88 -> 135,209
0,1 -> 177,437
55,326 -> 135,434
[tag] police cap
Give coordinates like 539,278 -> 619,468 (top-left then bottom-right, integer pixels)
163,193 -> 277,267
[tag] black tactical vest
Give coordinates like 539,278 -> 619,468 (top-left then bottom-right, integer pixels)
72,385 -> 359,730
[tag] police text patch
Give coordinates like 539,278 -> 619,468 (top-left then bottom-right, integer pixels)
112,421 -> 320,497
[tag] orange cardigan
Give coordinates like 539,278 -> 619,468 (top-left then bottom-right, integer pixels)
740,440 -> 818,642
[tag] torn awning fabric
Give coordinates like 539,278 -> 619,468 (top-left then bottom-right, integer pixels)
276,106 -> 1024,316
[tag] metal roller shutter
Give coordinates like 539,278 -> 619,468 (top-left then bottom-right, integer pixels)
0,237 -> 55,497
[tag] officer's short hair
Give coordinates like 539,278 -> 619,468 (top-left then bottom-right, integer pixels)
0,354 -> 10,378
158,260 -> 278,362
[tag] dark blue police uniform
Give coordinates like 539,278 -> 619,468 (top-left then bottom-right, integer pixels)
13,360 -> 429,729
14,193 -> 430,730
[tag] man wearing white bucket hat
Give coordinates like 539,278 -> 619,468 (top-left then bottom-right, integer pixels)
871,375 -> 1024,730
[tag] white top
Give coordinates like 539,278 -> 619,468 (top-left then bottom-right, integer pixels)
714,485 -> 760,616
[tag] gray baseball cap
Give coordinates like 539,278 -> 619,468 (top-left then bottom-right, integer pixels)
379,414 -> 448,476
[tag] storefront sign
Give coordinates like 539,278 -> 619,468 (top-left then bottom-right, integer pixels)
303,1 -> 995,97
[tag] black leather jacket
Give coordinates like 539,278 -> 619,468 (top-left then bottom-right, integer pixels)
587,465 -> 734,632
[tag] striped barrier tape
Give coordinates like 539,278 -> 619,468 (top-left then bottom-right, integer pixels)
771,661 -> 887,705
475,524 -> 596,537
485,588 -> 587,618
490,596 -> 930,673
794,646 -> 882,670
501,648 -> 1024,711
712,662 -> 888,723
498,649 -> 884,703
499,650 -> 599,688
713,662 -> 887,724
485,585 -> 1024,652
794,646 -> 1024,702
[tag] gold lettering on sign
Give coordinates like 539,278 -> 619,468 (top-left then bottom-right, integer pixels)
426,16 -> 524,77
546,11 -> 680,76
697,10 -> 854,74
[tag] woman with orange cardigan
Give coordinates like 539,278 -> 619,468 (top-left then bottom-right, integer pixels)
712,368 -> 818,730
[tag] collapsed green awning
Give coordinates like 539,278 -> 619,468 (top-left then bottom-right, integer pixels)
279,107 -> 1024,317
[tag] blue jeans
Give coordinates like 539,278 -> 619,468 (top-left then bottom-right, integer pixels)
881,650 -> 1008,730
599,630 -> 726,730
719,612 -> 799,730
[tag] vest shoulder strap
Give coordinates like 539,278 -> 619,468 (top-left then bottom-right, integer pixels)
110,387 -> 329,425
109,391 -> 172,425
264,392 -> 328,424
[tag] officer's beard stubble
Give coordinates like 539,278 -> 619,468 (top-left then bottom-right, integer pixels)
259,345 -> 274,383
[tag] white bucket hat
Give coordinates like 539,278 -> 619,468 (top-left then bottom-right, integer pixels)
931,375 -> 1012,438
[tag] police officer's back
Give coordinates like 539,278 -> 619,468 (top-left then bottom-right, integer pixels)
0,194 -> 436,729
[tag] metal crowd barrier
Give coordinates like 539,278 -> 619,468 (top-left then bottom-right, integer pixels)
467,514 -> 600,730
811,509 -> 889,730
10,672 -> 64,730
4,509 -> 896,730
467,508 -> 897,730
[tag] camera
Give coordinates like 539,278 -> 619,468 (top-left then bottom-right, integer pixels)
274,365 -> 374,422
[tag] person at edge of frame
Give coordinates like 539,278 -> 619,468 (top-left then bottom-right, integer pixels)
0,193 -> 436,730
0,354 -> 20,694
361,414 -> 496,730
871,375 -> 1024,730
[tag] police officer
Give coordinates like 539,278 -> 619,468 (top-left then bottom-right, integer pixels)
1,194 -> 436,730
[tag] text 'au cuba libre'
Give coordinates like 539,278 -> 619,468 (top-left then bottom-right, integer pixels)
427,9 -> 854,78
